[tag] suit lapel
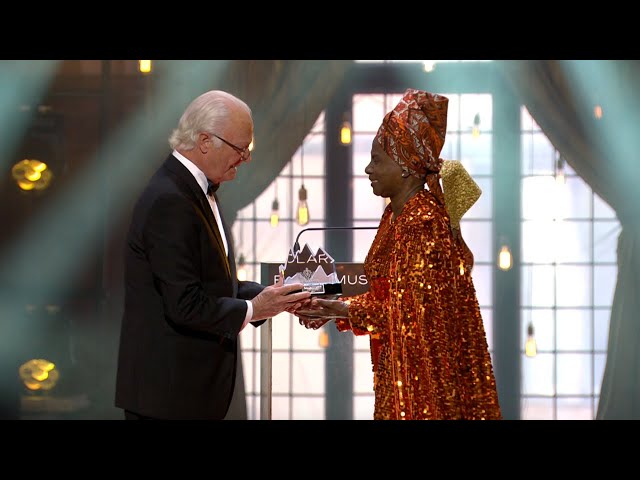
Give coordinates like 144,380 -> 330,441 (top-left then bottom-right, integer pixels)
164,155 -> 231,279
215,194 -> 238,295
202,194 -> 232,278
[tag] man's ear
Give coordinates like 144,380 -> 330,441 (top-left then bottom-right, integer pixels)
198,132 -> 210,153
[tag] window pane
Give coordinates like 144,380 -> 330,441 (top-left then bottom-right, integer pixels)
441,132 -> 459,160
594,353 -> 607,395
271,395 -> 291,420
557,266 -> 592,307
353,94 -> 386,132
292,319 -> 326,351
471,265 -> 491,307
522,352 -> 554,395
353,177 -> 381,219
246,394 -> 258,420
522,220 -> 557,263
354,351 -> 374,394
557,397 -> 592,420
562,177 -> 592,219
353,221 -> 381,262
522,176 -> 557,220
459,220 -> 491,263
291,134 -> 325,177
594,309 -> 611,351
594,221 -> 620,263
292,353 -> 325,395
557,353 -> 591,395
272,351 -> 292,394
240,321 -> 257,350
594,195 -> 616,219
292,396 -> 324,420
460,133 -> 492,175
271,312 -> 291,350
555,220 -> 591,263
354,333 -> 372,351
253,221 -> 295,264
522,266 -> 555,307
445,94 -> 460,130
594,265 -> 617,307
521,397 -> 554,420
521,132 -> 555,175
353,133 -> 374,175
462,177 -> 492,219
556,309 -> 592,351
241,350 -> 257,393
354,395 -> 375,420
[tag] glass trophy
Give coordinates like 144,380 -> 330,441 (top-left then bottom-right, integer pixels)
280,243 -> 343,299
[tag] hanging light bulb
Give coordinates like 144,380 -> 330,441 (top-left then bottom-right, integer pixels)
270,181 -> 279,228
422,61 -> 436,73
270,198 -> 279,228
340,114 -> 352,146
472,113 -> 481,139
237,254 -> 247,281
138,60 -> 152,74
498,243 -> 512,271
297,135 -> 309,225
297,185 -> 309,226
594,105 -> 603,119
525,322 -> 537,357
555,154 -> 566,186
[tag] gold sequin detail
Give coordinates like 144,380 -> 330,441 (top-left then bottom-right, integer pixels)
440,160 -> 482,230
340,189 -> 501,420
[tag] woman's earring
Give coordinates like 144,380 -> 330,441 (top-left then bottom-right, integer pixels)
401,170 -> 410,178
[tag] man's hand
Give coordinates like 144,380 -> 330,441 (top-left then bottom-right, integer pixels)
250,276 -> 311,321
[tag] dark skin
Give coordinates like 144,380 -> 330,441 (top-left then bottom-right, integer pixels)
296,139 -> 426,328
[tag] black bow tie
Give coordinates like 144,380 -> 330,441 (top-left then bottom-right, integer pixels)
207,181 -> 220,196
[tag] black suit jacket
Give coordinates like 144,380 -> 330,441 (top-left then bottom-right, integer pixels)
115,154 -> 264,419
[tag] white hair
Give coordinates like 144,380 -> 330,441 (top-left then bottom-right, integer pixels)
168,90 -> 252,150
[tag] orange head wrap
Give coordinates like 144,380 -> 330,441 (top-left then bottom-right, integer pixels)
375,88 -> 449,178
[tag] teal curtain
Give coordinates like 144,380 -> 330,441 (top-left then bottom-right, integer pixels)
498,60 -> 640,419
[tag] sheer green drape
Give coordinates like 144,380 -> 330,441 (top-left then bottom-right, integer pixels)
498,60 -> 640,419
216,60 -> 353,224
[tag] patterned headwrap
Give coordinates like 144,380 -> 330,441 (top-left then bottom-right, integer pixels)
376,89 -> 481,270
375,88 -> 449,178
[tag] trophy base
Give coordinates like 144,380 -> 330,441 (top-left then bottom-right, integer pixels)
301,282 -> 343,299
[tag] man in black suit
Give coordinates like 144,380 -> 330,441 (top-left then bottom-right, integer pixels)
115,90 -> 310,420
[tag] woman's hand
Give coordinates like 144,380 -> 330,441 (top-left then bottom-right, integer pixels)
295,298 -> 349,319
297,316 -> 332,330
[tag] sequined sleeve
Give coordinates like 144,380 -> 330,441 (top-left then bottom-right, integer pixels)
336,292 -> 385,336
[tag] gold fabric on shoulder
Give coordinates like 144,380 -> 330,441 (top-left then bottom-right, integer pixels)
440,160 -> 482,230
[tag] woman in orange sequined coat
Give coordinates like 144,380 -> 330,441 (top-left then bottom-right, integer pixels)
297,89 -> 501,420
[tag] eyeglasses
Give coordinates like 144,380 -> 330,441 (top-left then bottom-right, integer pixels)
211,133 -> 251,160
